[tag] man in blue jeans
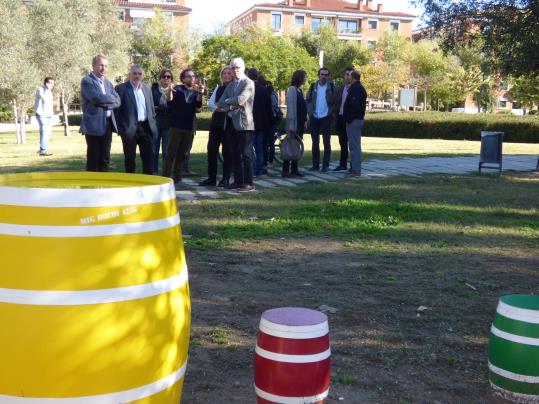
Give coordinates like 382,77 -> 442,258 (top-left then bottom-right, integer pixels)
34,77 -> 55,156
306,67 -> 336,172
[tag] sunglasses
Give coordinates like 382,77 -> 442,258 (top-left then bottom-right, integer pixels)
162,75 -> 172,79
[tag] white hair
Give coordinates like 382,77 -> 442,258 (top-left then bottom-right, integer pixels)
230,57 -> 245,68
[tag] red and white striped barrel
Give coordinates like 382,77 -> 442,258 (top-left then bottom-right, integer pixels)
254,307 -> 331,403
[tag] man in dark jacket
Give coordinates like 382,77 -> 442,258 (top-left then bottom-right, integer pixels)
80,54 -> 121,172
306,67 -> 336,171
343,70 -> 367,176
333,67 -> 354,171
151,69 -> 173,174
247,68 -> 272,176
163,68 -> 204,183
114,64 -> 158,175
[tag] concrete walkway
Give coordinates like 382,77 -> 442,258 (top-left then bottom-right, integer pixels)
176,155 -> 538,201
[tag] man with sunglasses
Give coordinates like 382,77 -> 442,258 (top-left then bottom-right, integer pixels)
306,67 -> 336,172
114,64 -> 158,175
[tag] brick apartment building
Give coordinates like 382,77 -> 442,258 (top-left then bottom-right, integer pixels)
229,0 -> 415,48
22,0 -> 191,31
112,0 -> 191,31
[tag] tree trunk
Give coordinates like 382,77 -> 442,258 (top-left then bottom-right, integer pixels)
13,102 -> 22,144
61,88 -> 70,136
423,89 -> 427,111
20,109 -> 26,144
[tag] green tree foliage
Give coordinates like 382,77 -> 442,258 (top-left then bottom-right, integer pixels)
192,26 -> 318,90
132,9 -> 175,81
293,25 -> 371,84
407,40 -> 448,110
30,0 -> 131,135
0,0 -> 40,143
412,0 -> 539,76
510,74 -> 539,110
132,9 -> 203,82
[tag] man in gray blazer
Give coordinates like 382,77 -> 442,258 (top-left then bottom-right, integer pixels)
217,57 -> 256,192
80,54 -> 121,172
114,65 -> 158,175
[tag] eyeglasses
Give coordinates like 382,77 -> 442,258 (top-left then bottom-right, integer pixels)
320,73 -> 329,76
132,72 -> 142,76
231,66 -> 242,70
184,74 -> 196,78
162,75 -> 172,79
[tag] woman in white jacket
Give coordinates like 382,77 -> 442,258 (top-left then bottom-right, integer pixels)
283,69 -> 307,178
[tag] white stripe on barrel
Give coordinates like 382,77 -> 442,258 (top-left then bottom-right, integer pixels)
254,386 -> 329,404
0,361 -> 187,403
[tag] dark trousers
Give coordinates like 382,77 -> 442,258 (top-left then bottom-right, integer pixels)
267,125 -> 276,163
252,130 -> 266,175
163,127 -> 194,181
85,118 -> 112,172
120,121 -> 154,175
207,126 -> 231,181
283,131 -> 304,174
183,134 -> 195,173
229,123 -> 253,186
310,115 -> 332,169
336,115 -> 349,168
153,125 -> 169,175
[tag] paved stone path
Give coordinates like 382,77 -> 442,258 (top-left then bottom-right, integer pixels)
175,155 -> 538,201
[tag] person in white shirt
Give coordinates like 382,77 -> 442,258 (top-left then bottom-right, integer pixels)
306,68 -> 336,172
114,65 -> 159,174
34,77 -> 55,156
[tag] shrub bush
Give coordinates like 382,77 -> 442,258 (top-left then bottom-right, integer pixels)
70,111 -> 539,143
362,112 -> 539,143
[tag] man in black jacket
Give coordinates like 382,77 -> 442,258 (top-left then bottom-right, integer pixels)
114,65 -> 158,175
247,68 -> 272,176
343,70 -> 367,176
163,69 -> 204,183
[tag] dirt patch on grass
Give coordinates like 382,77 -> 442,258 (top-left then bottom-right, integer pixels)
182,238 -> 538,403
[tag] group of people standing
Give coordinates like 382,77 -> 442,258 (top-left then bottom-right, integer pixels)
39,53 -> 367,188
79,54 -> 204,177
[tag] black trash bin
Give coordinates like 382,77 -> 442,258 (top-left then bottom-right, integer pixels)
479,131 -> 503,174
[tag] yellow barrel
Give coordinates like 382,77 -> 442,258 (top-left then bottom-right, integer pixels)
0,172 -> 190,403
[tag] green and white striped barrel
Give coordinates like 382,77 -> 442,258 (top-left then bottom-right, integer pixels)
489,294 -> 539,403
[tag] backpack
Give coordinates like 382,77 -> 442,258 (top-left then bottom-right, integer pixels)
280,133 -> 304,161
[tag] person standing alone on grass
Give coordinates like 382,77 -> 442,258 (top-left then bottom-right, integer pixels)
343,70 -> 367,177
163,69 -> 204,185
34,77 -> 55,156
217,57 -> 256,192
114,65 -> 158,175
80,54 -> 121,172
200,66 -> 233,187
334,67 -> 354,171
306,67 -> 336,172
282,69 -> 307,178
151,69 -> 173,175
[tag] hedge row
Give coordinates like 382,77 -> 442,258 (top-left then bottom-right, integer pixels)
68,111 -> 539,143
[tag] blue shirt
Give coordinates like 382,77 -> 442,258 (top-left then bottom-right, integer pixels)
314,82 -> 329,118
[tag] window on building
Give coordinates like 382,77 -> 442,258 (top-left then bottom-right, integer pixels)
118,10 -> 125,21
295,14 -> 305,25
271,13 -> 282,31
339,19 -> 358,34
312,17 -> 322,32
499,100 -> 508,108
164,12 -> 174,24
367,19 -> 378,30
367,40 -> 377,49
389,21 -> 400,32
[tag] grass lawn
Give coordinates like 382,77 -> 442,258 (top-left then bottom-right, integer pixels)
1,127 -> 538,402
1,126 -> 538,174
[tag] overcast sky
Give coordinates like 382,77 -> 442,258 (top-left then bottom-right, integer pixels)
185,0 -> 424,34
